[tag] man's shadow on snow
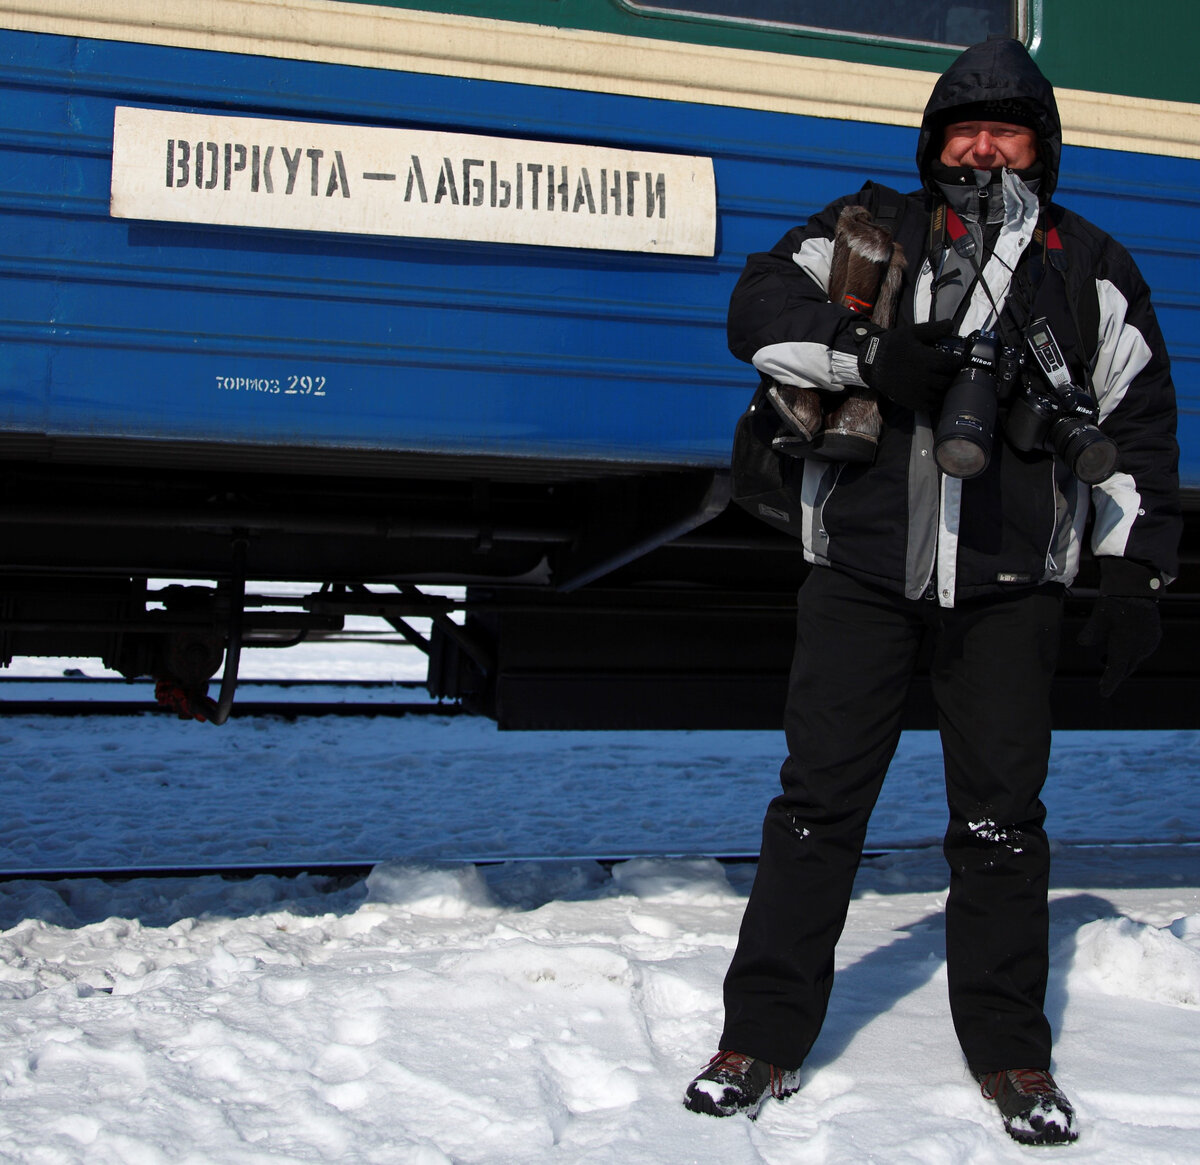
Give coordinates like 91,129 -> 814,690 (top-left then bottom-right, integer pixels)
800,908 -> 947,1072
1044,890 -> 1124,1039
798,881 -> 1121,1073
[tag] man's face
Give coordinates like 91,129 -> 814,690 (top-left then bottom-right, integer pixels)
940,120 -> 1039,170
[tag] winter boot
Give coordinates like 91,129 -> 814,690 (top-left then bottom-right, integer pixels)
976,1068 -> 1078,1145
683,1050 -> 800,1119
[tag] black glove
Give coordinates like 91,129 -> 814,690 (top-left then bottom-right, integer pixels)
856,319 -> 961,412
1077,586 -> 1163,699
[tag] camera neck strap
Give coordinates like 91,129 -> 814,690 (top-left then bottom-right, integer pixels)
933,202 -> 1098,401
929,204 -> 1008,334
1027,216 -> 1099,398
1032,220 -> 1067,273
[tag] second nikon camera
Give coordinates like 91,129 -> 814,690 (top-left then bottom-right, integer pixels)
932,317 -> 1119,484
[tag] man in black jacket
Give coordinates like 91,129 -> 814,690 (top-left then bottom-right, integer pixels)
683,38 -> 1179,1146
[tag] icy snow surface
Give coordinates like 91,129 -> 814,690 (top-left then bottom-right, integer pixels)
0,642 -> 1198,1161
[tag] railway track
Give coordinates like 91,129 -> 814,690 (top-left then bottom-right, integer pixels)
0,675 -> 462,718
1,840 -> 1194,886
0,855 -> 757,885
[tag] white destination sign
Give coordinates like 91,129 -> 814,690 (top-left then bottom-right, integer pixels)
110,106 -> 716,256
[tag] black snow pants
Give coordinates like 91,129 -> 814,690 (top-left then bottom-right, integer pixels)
720,566 -> 1064,1074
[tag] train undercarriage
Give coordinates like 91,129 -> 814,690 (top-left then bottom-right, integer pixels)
3,442 -> 1199,730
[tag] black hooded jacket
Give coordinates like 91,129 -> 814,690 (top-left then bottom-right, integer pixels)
728,38 -> 1180,605
916,36 -> 1062,201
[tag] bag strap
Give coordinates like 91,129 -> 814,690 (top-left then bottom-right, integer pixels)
858,180 -> 909,238
857,180 -> 933,314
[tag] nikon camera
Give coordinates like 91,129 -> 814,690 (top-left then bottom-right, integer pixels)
933,319 -> 1118,485
1006,318 -> 1120,485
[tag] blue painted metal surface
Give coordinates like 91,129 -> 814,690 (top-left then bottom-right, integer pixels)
1,28 -> 1197,481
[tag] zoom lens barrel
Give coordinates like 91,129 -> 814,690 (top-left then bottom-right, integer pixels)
934,354 -> 998,479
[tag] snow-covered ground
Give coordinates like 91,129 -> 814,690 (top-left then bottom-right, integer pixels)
0,633 -> 1198,1162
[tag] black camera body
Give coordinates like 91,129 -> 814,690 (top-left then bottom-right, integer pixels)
932,320 -> 1118,485
1006,319 -> 1120,485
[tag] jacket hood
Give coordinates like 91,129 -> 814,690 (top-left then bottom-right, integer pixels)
917,37 -> 1061,201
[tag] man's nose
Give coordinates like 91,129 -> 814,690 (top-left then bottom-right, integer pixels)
970,132 -> 997,159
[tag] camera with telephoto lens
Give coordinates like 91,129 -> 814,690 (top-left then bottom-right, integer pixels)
1005,317 -> 1120,485
932,330 -> 1023,479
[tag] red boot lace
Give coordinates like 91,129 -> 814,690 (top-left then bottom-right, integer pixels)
709,1051 -> 790,1098
709,1050 -> 752,1072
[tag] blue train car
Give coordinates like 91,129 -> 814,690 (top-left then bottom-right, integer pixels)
1,0 -> 1197,726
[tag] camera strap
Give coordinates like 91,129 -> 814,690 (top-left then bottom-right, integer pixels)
993,216 -> 1049,347
1032,221 -> 1067,272
1027,213 -> 1100,400
930,204 -> 1006,334
941,204 -> 977,258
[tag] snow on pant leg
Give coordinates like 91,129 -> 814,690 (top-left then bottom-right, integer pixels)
930,588 -> 1063,1073
720,567 -> 924,1069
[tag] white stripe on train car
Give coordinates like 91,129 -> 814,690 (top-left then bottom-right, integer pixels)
3,0 -> 1199,159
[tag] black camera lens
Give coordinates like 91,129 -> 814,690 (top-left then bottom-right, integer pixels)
1051,418 -> 1120,484
935,366 -> 997,478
